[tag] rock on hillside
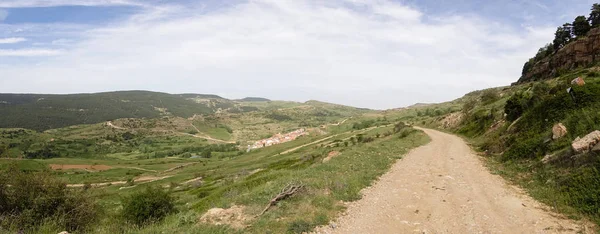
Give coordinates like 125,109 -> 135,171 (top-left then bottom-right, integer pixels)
519,27 -> 600,83
552,123 -> 568,140
572,130 -> 600,154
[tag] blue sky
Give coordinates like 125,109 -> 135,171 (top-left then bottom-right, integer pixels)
0,0 -> 597,109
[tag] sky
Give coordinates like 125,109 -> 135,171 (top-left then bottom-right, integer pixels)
0,0 -> 597,109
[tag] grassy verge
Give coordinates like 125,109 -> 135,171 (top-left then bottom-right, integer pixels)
482,154 -> 600,225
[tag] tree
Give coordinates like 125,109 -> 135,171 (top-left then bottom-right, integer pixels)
573,16 -> 591,37
553,23 -> 573,50
589,3 -> 600,27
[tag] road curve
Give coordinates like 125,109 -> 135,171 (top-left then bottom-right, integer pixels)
316,128 -> 593,234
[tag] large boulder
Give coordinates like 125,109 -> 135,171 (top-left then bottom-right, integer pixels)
552,123 -> 568,140
571,130 -> 600,154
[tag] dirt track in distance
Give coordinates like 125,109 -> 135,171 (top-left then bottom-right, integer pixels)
316,128 -> 594,234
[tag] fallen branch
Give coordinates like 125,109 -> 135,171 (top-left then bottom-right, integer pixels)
258,183 -> 304,216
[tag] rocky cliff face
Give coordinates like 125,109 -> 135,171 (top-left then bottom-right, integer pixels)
518,27 -> 600,84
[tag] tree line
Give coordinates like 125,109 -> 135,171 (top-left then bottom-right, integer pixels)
522,3 -> 600,75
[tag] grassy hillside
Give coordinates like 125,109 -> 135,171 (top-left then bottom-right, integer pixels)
0,91 -> 370,133
391,67 -> 600,226
0,91 -> 219,131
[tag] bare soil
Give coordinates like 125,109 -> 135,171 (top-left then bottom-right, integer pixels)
67,175 -> 172,188
315,128 -> 595,234
322,151 -> 340,163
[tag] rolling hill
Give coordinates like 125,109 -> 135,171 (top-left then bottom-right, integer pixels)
0,91 -> 222,131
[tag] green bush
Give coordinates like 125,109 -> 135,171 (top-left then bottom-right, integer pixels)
481,89 -> 500,104
0,164 -> 98,232
503,137 -> 542,161
504,91 -> 530,121
398,128 -> 416,139
121,186 -> 176,226
393,122 -> 408,133
352,120 -> 375,130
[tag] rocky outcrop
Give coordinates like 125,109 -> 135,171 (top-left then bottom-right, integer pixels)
552,123 -> 568,140
571,130 -> 600,154
441,112 -> 464,129
199,205 -> 249,229
518,27 -> 600,83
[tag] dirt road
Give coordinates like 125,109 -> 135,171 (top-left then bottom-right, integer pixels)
316,128 -> 593,234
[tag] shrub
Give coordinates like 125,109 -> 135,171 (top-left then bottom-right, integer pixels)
121,186 -> 175,226
360,137 -> 374,143
393,122 -> 408,133
481,89 -> 500,104
0,164 -> 98,232
352,120 -> 375,130
398,128 -> 416,139
504,92 -> 530,121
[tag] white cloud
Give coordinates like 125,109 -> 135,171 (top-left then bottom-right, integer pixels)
0,0 -> 554,109
0,0 -> 144,8
0,9 -> 8,22
0,37 -> 27,44
0,49 -> 62,56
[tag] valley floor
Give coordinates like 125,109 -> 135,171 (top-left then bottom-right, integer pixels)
316,128 -> 594,233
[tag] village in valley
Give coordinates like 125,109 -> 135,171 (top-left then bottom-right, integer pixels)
247,129 -> 308,151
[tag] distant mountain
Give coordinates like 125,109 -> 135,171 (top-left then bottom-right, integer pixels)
177,93 -> 226,99
0,91 -> 220,131
237,97 -> 271,102
0,91 -> 371,131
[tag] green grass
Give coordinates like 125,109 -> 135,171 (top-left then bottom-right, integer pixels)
193,123 -> 233,141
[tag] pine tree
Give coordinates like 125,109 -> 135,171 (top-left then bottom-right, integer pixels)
573,15 -> 591,37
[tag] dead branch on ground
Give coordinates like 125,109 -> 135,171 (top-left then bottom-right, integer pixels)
258,183 -> 304,216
